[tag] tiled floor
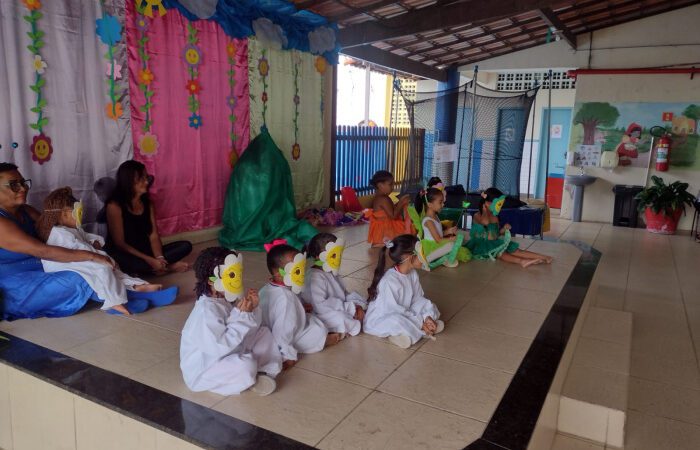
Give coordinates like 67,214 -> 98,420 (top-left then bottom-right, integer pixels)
1,218 -> 699,449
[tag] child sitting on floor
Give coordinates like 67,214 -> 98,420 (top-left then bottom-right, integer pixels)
414,188 -> 470,268
363,234 -> 444,349
301,233 -> 367,337
367,170 -> 413,247
259,241 -> 342,370
180,247 -> 281,396
37,187 -> 164,316
466,187 -> 552,268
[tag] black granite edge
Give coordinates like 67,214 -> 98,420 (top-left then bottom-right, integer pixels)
0,333 -> 311,450
465,238 -> 601,450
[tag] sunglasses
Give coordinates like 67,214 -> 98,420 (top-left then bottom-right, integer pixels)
2,179 -> 32,193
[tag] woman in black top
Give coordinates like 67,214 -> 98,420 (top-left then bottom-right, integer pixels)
106,160 -> 192,275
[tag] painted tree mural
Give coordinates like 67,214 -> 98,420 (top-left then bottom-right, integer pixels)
682,104 -> 700,120
574,102 -> 620,145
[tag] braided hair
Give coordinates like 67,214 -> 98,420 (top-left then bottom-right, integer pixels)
193,247 -> 238,297
367,234 -> 419,301
36,187 -> 78,242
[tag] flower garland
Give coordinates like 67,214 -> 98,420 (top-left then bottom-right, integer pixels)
134,11 -> 158,155
96,2 -> 123,121
258,49 -> 269,126
23,0 -> 52,165
226,40 -> 238,168
291,55 -> 301,161
184,22 -> 202,130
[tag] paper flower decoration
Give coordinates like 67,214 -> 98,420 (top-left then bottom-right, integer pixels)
226,95 -> 236,109
138,68 -> 154,85
22,0 -> 41,11
261,92 -> 268,103
183,44 -> 202,68
138,0 -> 167,18
30,133 -> 52,165
72,201 -> 84,228
95,14 -> 122,46
212,253 -> 244,301
293,95 -> 300,105
282,252 -> 306,294
188,113 -> 202,129
138,132 -> 159,156
107,61 -> 122,80
490,195 -> 506,216
105,102 -> 123,121
229,149 -> 239,169
292,143 -> 301,160
315,56 -> 328,75
258,57 -> 269,77
185,79 -> 201,95
32,55 -> 47,74
319,238 -> 345,275
226,42 -> 237,58
136,14 -> 149,32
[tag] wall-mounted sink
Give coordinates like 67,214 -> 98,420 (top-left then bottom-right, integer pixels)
565,174 -> 598,186
565,174 -> 597,222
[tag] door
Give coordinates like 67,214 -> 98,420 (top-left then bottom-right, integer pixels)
536,108 -> 572,208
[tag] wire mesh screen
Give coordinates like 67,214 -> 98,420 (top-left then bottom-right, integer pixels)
396,82 -> 538,197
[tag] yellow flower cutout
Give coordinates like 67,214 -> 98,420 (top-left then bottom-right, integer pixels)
213,253 -> 244,301
315,56 -> 327,75
282,252 -> 306,294
318,238 -> 344,275
138,132 -> 159,156
33,55 -> 47,74
72,201 -> 84,229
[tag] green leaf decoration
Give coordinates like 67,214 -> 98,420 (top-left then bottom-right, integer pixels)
145,90 -> 154,98
139,105 -> 149,112
37,98 -> 47,108
30,106 -> 41,113
23,15 -> 32,23
29,123 -> 41,130
27,45 -> 37,54
36,77 -> 46,88
30,85 -> 40,93
35,40 -> 44,49
35,30 -> 44,39
38,117 -> 48,128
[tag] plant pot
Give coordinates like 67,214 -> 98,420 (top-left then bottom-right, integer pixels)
644,207 -> 683,234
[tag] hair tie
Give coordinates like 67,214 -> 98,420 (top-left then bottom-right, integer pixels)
434,182 -> 445,191
481,191 -> 487,199
383,238 -> 394,249
264,238 -> 288,253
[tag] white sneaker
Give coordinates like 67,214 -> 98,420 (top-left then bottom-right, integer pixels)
250,375 -> 276,396
388,335 -> 412,349
442,259 -> 458,268
434,320 -> 445,335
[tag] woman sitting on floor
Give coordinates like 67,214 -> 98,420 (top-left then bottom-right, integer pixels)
105,160 -> 192,276
0,163 -> 111,320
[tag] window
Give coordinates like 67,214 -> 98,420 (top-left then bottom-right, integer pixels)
496,70 -> 575,91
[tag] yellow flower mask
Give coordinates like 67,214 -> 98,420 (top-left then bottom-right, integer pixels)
72,201 -> 84,229
414,241 -> 431,272
279,252 -> 306,294
490,195 -> 506,216
316,238 -> 344,275
211,253 -> 244,302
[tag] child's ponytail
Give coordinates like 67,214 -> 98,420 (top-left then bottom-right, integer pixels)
367,234 -> 420,301
367,247 -> 388,301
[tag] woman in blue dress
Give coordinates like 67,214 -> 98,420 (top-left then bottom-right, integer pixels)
0,163 -> 113,320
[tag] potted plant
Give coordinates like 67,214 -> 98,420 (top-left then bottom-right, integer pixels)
635,176 -> 696,234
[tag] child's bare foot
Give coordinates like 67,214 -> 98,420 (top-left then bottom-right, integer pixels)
520,258 -> 544,268
133,283 -> 162,292
168,261 -> 190,273
545,256 -> 554,264
282,359 -> 297,371
110,304 -> 130,316
325,332 -> 343,347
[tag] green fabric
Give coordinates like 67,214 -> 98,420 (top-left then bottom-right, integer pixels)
466,225 -> 519,260
407,205 -> 423,239
219,129 -> 318,251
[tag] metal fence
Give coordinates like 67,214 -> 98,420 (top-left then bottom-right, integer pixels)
334,126 -> 425,198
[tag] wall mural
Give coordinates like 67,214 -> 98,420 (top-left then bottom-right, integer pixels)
569,101 -> 700,170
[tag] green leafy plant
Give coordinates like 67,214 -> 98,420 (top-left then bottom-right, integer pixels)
635,175 -> 696,215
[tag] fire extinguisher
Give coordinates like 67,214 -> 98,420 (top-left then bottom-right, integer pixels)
650,126 -> 672,172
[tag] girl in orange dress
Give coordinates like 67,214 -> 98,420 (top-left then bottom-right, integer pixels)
367,171 -> 414,247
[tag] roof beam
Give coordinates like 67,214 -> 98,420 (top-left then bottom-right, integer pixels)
338,0 -> 562,48
341,46 -> 448,81
537,7 -> 577,49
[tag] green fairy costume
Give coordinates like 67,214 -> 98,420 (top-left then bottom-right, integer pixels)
408,206 -> 471,270
465,194 -> 518,260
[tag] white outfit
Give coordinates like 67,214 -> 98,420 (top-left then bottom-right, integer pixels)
363,268 -> 440,345
180,295 -> 283,395
41,226 -> 146,309
421,216 -> 456,262
259,283 -> 328,360
301,269 -> 366,336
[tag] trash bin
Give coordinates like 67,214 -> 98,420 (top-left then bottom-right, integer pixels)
612,185 -> 643,227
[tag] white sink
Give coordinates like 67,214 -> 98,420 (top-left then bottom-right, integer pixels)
565,174 -> 597,186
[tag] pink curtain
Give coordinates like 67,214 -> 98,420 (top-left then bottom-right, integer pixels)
126,3 -> 250,235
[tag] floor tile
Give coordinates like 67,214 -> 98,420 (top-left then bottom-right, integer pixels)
296,335 -> 412,388
450,303 -> 546,339
580,307 -> 632,345
213,367 -> 370,446
469,284 -> 557,314
562,364 -> 627,411
126,300 -> 196,334
628,377 -> 700,426
378,352 -> 511,422
339,258 -> 372,277
0,364 -> 12,450
630,353 -> 700,390
551,434 -> 605,450
571,337 -> 630,375
318,392 -> 484,450
625,410 -> 700,450
420,325 -> 532,373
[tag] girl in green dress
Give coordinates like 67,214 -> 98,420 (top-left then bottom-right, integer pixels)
466,188 -> 552,268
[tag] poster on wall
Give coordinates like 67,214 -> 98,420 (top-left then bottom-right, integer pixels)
569,102 -> 700,169
575,144 -> 602,167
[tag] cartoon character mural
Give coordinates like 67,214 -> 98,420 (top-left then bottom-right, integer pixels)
615,122 -> 642,166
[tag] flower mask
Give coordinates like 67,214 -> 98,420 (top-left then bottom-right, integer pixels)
72,201 -> 84,228
414,241 -> 430,271
316,238 -> 344,275
279,252 -> 306,294
489,195 -> 506,216
211,253 -> 244,301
